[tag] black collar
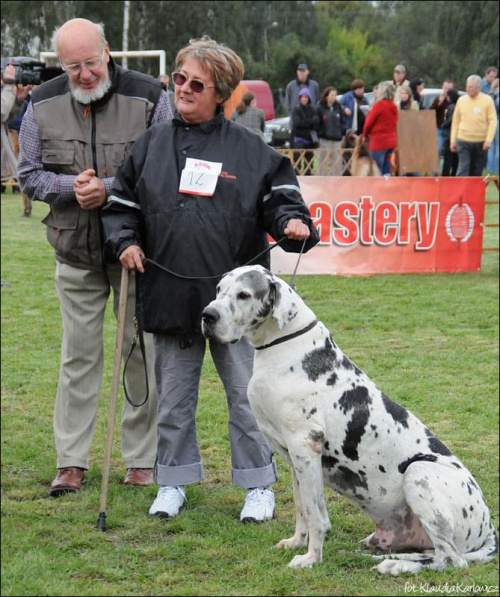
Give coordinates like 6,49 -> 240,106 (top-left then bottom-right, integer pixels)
255,320 -> 318,351
173,105 -> 225,133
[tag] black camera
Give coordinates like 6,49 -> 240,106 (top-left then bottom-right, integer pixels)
1,56 -> 63,86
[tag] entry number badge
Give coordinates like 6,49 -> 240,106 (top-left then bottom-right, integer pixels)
179,158 -> 223,197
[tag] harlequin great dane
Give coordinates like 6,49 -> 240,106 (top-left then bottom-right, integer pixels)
201,265 -> 498,576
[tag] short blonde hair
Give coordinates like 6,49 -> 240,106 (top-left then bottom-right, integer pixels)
175,36 -> 244,103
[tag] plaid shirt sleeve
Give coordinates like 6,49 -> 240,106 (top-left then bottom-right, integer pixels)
18,89 -> 173,203
18,102 -> 77,204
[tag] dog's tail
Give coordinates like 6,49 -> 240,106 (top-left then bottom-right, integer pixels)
463,524 -> 498,563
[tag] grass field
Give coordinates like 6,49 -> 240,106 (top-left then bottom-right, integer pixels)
1,184 -> 499,596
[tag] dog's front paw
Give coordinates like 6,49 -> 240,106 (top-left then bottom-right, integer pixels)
288,553 -> 321,568
275,533 -> 308,550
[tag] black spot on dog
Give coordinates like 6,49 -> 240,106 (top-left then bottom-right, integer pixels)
256,301 -> 272,319
302,337 -> 337,382
306,407 -> 317,420
326,373 -> 338,386
466,527 -> 471,540
338,386 -> 372,415
398,453 -> 438,474
324,441 -> 330,451
466,477 -> 479,497
342,407 -> 370,461
379,465 -> 386,473
290,366 -> 294,372
321,455 -> 339,470
381,393 -> 409,429
462,508 -> 468,519
309,430 -> 325,444
424,428 -> 452,456
451,462 -> 462,469
330,466 -> 368,493
341,356 -> 354,370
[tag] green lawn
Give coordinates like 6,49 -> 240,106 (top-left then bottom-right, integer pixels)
1,184 -> 499,596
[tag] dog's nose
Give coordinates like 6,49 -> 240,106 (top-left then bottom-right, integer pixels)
201,307 -> 220,325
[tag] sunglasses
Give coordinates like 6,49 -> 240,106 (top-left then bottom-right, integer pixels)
172,71 -> 215,94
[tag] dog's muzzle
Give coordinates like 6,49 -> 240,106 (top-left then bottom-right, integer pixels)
201,307 -> 220,338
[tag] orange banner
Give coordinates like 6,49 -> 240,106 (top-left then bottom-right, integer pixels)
271,177 -> 486,275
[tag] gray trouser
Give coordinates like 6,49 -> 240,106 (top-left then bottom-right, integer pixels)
54,262 -> 157,470
456,140 -> 488,176
153,334 -> 278,488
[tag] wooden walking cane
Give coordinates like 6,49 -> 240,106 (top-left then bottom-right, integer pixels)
96,267 -> 130,532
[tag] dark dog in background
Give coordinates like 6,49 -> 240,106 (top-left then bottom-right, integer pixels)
351,134 -> 381,176
342,131 -> 381,176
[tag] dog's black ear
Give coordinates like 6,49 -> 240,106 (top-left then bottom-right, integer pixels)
270,277 -> 299,330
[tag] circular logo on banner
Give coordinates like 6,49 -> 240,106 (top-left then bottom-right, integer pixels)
445,203 -> 475,243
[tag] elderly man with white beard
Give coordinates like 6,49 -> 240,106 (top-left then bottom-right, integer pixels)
18,18 -> 172,497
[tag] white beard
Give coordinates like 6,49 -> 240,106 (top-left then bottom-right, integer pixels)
70,71 -> 111,104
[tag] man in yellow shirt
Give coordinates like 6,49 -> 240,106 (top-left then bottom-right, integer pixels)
451,74 -> 498,176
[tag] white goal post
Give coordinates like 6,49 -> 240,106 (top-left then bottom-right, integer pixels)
39,50 -> 166,75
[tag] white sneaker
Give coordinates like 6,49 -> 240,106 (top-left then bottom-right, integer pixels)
148,486 -> 186,518
240,487 -> 275,522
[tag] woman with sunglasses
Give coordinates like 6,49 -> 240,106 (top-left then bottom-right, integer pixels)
102,36 -> 319,523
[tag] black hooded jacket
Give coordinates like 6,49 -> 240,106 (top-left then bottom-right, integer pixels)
102,109 -> 319,336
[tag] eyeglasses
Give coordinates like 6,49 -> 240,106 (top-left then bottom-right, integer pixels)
172,71 -> 215,94
62,48 -> 106,74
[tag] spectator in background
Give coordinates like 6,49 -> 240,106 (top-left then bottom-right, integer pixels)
18,18 -> 172,497
316,86 -> 345,175
396,83 -> 419,111
451,74 -> 497,176
158,73 -> 175,111
291,87 -> 320,175
392,64 -> 409,102
363,80 -> 398,175
371,84 -> 380,105
340,79 -> 369,135
230,91 -> 265,139
285,63 -> 319,113
410,77 -> 425,110
7,92 -> 31,214
440,88 -> 460,176
1,64 -> 31,211
430,79 -> 455,157
481,67 -> 498,94
486,78 -> 499,175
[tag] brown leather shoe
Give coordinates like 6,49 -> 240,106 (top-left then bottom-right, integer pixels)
123,468 -> 154,487
49,467 -> 85,497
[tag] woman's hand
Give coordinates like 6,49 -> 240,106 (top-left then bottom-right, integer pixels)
284,219 -> 310,241
120,245 -> 145,273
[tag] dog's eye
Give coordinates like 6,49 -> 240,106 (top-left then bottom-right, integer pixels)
237,291 -> 251,300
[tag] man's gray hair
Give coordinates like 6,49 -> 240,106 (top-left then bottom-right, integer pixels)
51,20 -> 107,54
466,75 -> 482,88
377,80 -> 396,102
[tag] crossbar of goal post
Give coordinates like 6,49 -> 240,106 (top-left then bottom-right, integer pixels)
39,50 -> 166,75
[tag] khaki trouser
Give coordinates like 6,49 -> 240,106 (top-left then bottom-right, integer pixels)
53,262 -> 157,470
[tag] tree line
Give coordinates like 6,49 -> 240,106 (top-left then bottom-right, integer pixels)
2,0 -> 498,110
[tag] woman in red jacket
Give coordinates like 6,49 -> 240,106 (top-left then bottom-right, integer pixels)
363,81 -> 398,175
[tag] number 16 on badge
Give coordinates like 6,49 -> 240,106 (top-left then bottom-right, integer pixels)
179,158 -> 223,197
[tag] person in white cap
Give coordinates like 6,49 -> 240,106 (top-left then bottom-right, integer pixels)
392,64 -> 410,102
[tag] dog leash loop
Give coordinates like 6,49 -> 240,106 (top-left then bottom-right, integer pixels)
145,236 -> 289,280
